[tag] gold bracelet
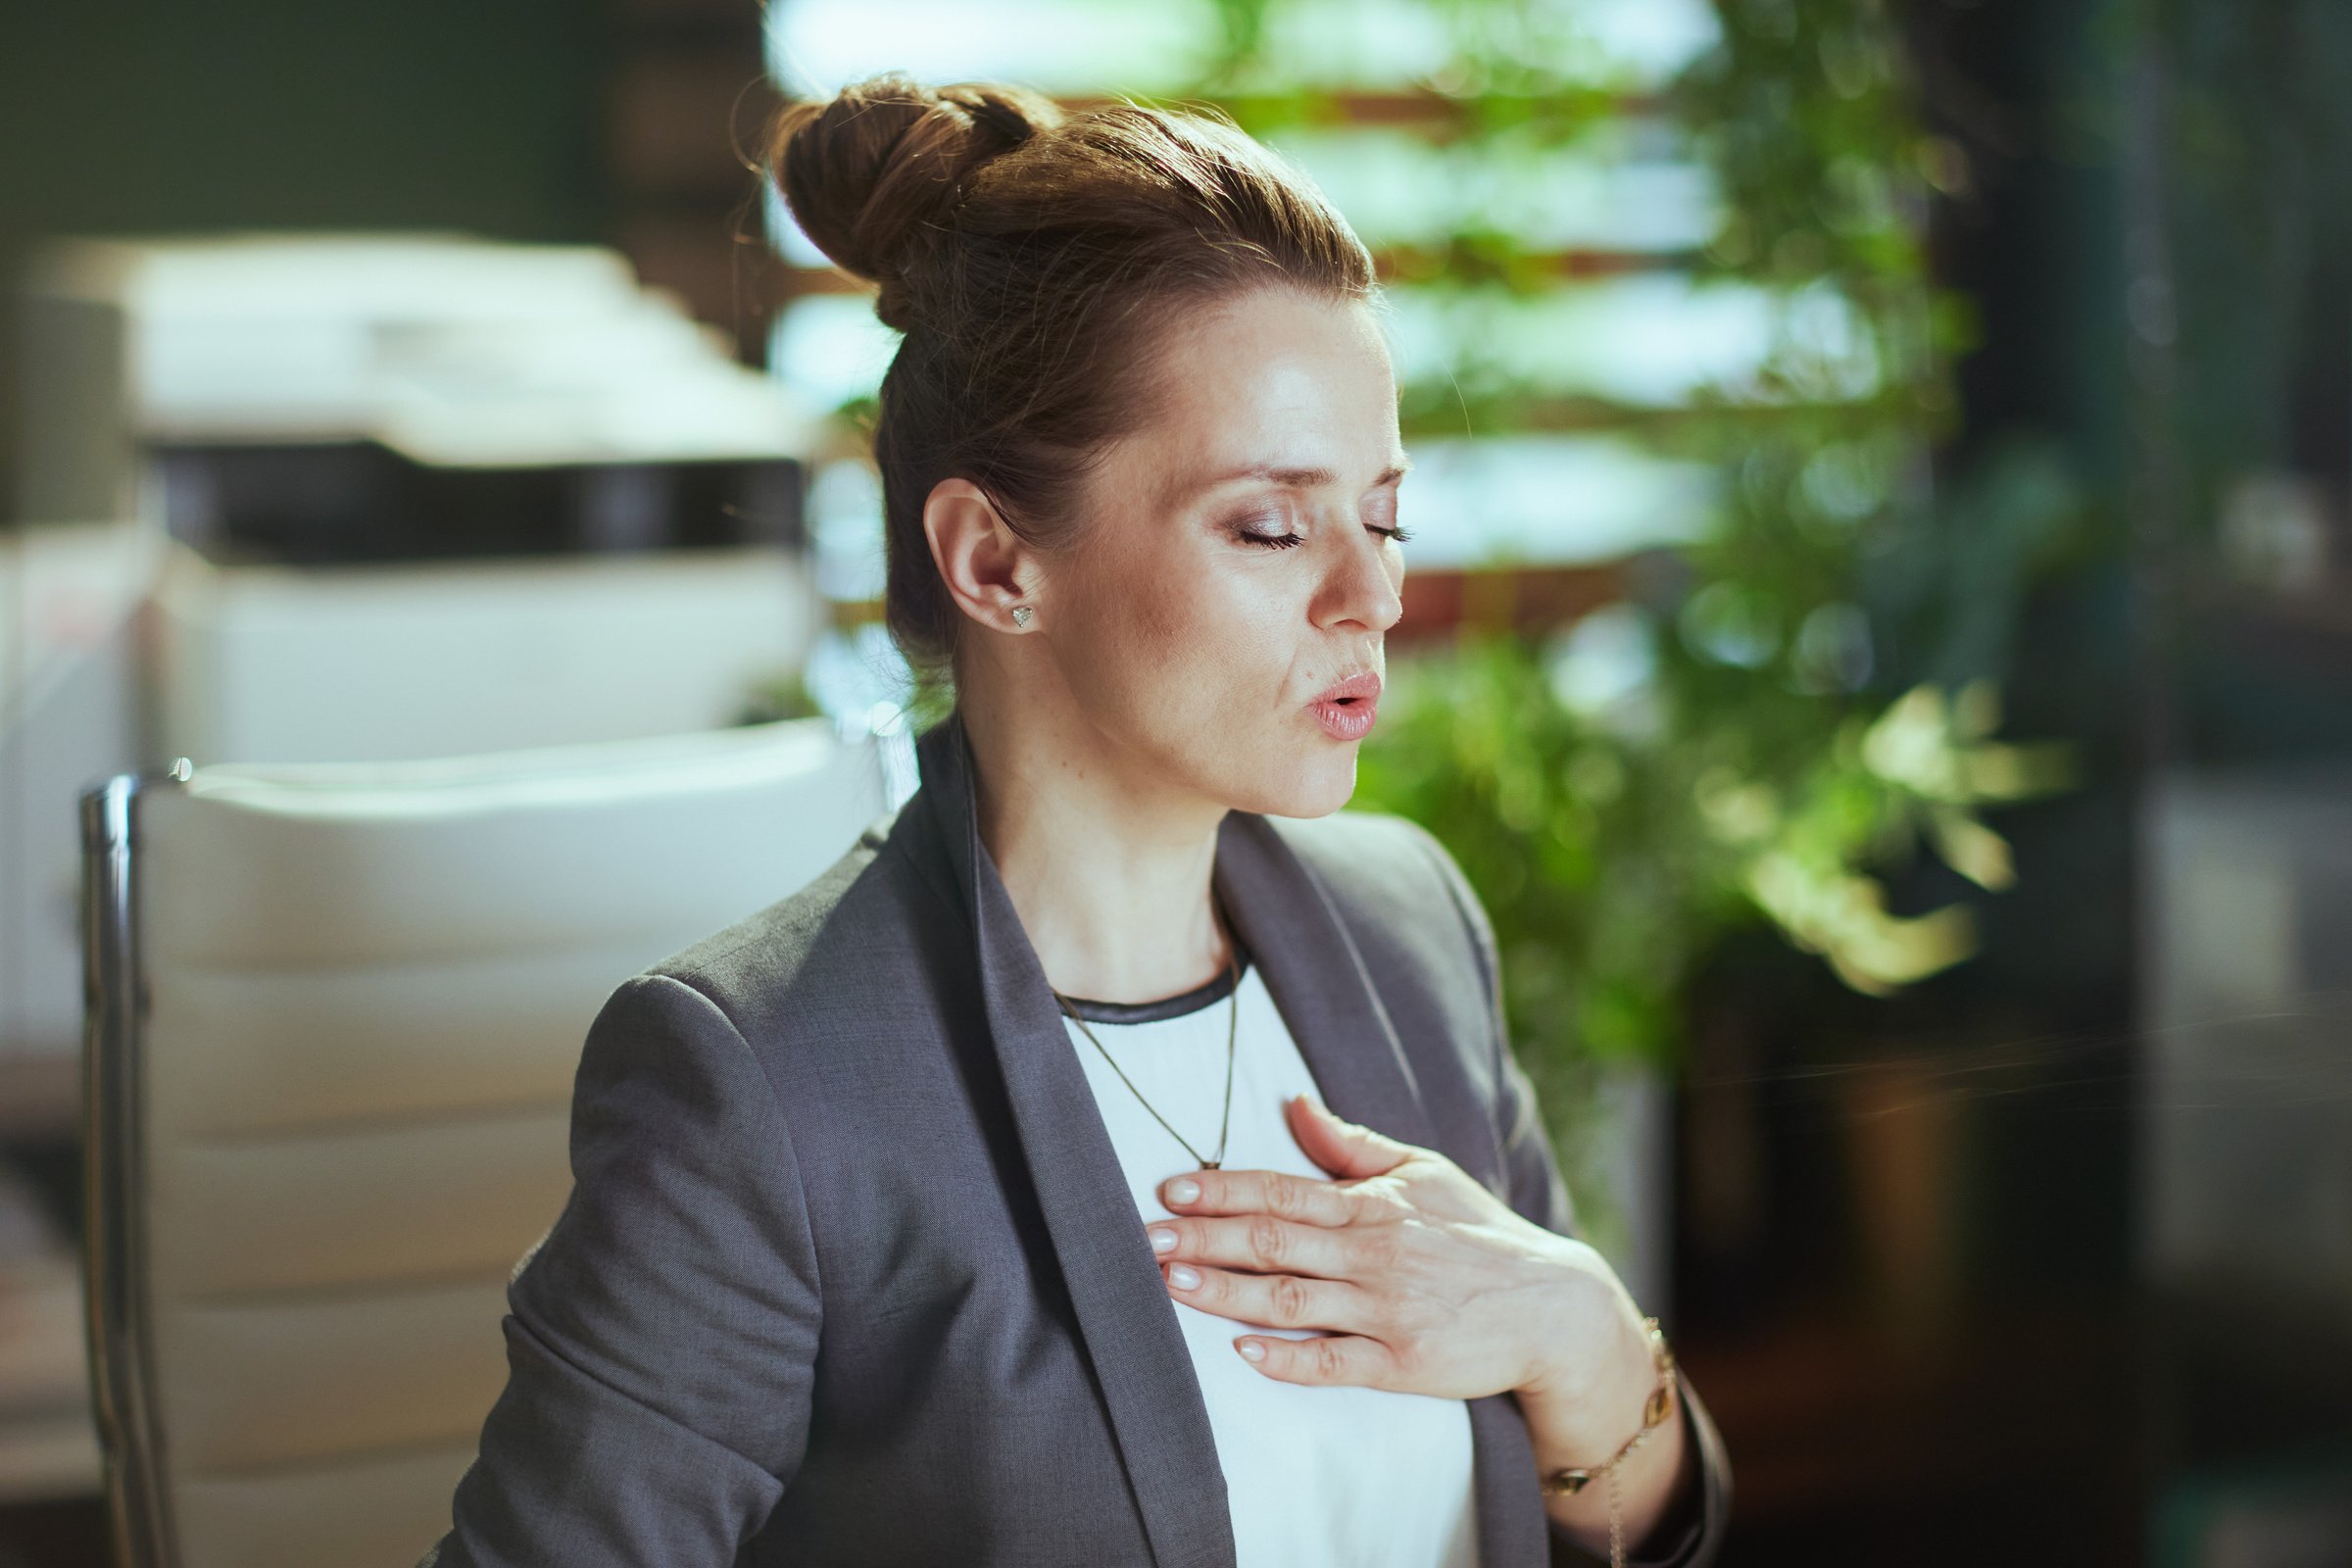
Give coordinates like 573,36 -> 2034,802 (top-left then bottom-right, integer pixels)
1539,1316 -> 1677,1568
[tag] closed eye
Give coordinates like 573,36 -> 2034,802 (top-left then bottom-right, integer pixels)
1237,527 -> 1306,550
1234,524 -> 1412,549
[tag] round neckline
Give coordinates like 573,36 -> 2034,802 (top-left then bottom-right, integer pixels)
1057,951 -> 1251,1025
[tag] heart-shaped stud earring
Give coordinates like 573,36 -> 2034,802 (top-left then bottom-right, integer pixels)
1010,605 -> 1034,628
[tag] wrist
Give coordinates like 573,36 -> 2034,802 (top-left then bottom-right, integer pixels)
1524,1313 -> 1688,1566
1517,1264 -> 1654,1438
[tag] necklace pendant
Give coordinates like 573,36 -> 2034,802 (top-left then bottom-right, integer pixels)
1200,1161 -> 1220,1170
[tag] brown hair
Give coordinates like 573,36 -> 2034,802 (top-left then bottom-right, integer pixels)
768,73 -> 1379,685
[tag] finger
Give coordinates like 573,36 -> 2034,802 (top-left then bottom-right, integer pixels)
1149,1213 -> 1359,1280
1161,1166 -> 1358,1226
1233,1331 -> 1398,1387
1163,1260 -> 1377,1334
1285,1094 -> 1414,1180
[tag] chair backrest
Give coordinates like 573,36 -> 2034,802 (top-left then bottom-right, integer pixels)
79,717 -> 896,1568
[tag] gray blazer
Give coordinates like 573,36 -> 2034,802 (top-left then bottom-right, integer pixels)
421,709 -> 1731,1567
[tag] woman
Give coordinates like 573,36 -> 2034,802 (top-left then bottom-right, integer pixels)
423,74 -> 1730,1568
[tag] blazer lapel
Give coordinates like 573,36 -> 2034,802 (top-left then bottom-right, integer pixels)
1209,811 -> 1442,1152
911,711 -> 1549,1568
1213,812 -> 1551,1568
913,712 -> 1234,1568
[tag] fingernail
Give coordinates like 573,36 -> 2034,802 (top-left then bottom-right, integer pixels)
1236,1339 -> 1265,1362
1148,1226 -> 1177,1253
1168,1263 -> 1200,1290
1166,1178 -> 1200,1205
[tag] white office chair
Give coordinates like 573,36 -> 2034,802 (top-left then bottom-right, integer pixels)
79,715 -> 905,1568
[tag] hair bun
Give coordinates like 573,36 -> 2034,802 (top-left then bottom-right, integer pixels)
770,73 -> 1063,329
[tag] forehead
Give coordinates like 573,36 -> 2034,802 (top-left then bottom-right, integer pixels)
1121,289 -> 1401,497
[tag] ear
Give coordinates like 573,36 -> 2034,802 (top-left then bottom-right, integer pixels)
923,477 -> 1040,635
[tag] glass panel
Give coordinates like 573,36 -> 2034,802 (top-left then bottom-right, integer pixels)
1398,435 -> 1718,568
768,0 -> 1220,96
1382,275 -> 1878,408
770,0 -> 1717,97
1266,125 -> 1721,254
767,295 -> 900,416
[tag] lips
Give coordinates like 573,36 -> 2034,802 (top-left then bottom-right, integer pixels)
1307,670 -> 1382,743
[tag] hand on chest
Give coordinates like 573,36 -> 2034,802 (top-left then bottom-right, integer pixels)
1058,965 -> 1484,1568
1061,967 -> 1330,1250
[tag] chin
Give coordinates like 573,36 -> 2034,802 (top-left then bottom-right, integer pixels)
1235,743 -> 1359,819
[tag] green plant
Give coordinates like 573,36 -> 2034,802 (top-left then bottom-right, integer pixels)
1181,0 -> 2084,1094
767,1 -> 2088,1125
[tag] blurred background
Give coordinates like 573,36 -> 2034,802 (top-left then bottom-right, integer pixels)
4,0 -> 2350,1564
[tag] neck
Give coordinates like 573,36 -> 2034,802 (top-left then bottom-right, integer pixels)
958,684 -> 1235,1007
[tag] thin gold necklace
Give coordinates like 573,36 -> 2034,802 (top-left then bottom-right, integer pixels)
1051,908 -> 1242,1171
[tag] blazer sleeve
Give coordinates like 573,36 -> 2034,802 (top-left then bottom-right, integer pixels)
417,972 -> 822,1567
1402,820 -> 1734,1568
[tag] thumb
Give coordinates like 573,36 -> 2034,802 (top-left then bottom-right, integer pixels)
1286,1093 -> 1412,1179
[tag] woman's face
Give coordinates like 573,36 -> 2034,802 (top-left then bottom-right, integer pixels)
1037,286 -> 1409,819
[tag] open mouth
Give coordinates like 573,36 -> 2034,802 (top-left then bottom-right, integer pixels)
1308,671 -> 1383,739
1311,671 -> 1383,707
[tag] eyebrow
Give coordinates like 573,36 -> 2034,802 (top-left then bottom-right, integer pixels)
1184,457 -> 1413,501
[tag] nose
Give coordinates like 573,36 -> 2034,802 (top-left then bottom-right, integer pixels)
1311,524 -> 1405,636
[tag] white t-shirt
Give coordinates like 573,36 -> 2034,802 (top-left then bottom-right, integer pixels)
1058,955 -> 1482,1568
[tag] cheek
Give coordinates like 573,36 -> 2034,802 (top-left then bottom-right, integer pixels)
1062,558 -> 1309,762
1128,565 -> 1294,702
1059,548 -> 1355,812
1125,576 -> 1195,657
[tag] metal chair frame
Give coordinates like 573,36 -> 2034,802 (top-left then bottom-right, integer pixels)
79,760 -> 192,1568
